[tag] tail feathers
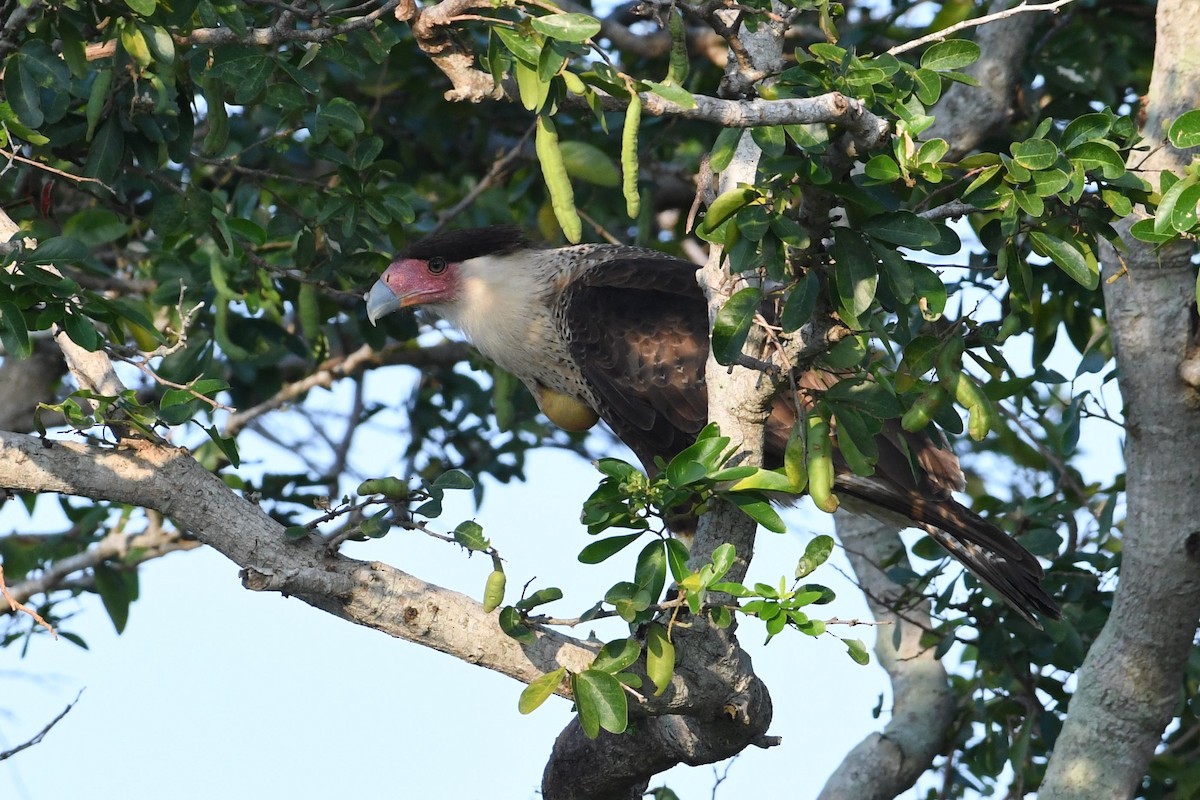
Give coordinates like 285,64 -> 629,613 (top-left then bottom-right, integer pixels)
835,474 -> 1060,628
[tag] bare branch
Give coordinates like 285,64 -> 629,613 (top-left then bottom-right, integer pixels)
0,690 -> 82,762
888,0 -> 1076,56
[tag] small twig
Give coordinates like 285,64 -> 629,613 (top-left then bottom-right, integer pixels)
0,146 -> 108,187
0,564 -> 57,638
888,0 -> 1076,57
0,689 -> 83,761
433,122 -> 536,234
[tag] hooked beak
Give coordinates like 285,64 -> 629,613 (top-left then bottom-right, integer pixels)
365,279 -> 403,326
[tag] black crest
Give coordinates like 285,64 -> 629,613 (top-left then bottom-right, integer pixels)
402,226 -> 531,263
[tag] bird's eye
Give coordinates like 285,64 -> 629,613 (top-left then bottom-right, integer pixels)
427,257 -> 447,274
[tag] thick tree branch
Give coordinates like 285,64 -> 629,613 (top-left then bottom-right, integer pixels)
1040,1 -> 1200,794
0,431 -> 599,691
819,512 -> 955,800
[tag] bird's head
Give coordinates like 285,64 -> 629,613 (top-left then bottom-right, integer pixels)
365,226 -> 530,325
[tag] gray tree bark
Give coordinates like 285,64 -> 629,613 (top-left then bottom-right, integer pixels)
1040,0 -> 1200,795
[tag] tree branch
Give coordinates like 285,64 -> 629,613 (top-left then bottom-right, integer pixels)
818,512 -> 955,800
1041,1 -> 1200,794
0,431 -> 598,692
0,690 -> 82,762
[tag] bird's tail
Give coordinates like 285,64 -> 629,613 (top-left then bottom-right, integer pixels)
835,474 -> 1061,628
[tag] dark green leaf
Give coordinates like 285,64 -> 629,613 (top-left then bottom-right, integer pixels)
499,606 -> 536,644
634,541 -> 668,601
1029,231 -> 1097,289
920,39 -> 980,71
862,211 -> 940,248
712,287 -> 763,366
579,533 -> 644,563
727,492 -> 786,532
833,231 -> 878,317
591,637 -> 641,673
781,271 -> 819,332
1060,112 -> 1112,151
573,670 -> 628,737
0,302 -> 31,359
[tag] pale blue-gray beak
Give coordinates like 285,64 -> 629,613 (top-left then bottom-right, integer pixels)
365,279 -> 402,326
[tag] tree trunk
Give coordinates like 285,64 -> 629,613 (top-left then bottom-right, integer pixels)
1040,1 -> 1200,795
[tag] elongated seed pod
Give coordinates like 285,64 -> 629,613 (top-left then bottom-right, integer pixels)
535,115 -> 582,242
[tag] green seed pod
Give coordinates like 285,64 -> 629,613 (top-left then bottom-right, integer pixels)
901,384 -> 948,433
805,413 -> 839,513
622,93 -> 642,219
482,569 -> 507,613
535,115 -> 582,243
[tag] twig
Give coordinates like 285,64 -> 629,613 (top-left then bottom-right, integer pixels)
0,690 -> 83,761
433,122 -> 536,234
0,564 -> 57,638
0,146 -> 108,188
888,0 -> 1076,57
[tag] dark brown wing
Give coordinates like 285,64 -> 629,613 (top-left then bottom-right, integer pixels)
562,248 -> 1057,624
563,254 -> 709,474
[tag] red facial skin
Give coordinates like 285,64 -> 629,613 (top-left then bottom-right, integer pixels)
366,257 -> 459,324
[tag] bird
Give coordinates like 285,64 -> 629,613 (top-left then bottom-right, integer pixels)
365,225 -> 1060,627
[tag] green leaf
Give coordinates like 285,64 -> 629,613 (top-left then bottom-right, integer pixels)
558,141 -> 621,187
93,562 -> 135,634
1168,109 -> 1200,149
514,587 -> 564,610
863,155 -> 901,182
665,538 -> 691,582
645,80 -> 696,109
781,271 -> 819,332
605,581 -> 652,622
204,425 -> 241,467
862,211 -> 940,248
795,534 -> 834,578
432,469 -> 475,490
519,667 -> 566,714
634,540 -> 668,601
1171,181 -> 1200,232
1029,231 -> 1098,289
453,520 -> 489,551
710,542 -> 736,581
1067,141 -> 1126,180
0,302 -> 31,359
833,231 -> 878,317
729,468 -> 796,493
579,533 -> 644,563
1129,218 -> 1175,244
712,287 -> 763,366
645,623 -> 675,696
495,25 -> 542,65
573,670 -> 628,738
751,125 -> 786,157
1060,112 -> 1112,151
591,637 -> 642,673
708,127 -> 743,173
920,39 -> 980,71
843,637 -> 870,665
911,264 -> 947,320
499,606 -> 536,644
125,0 -> 157,15
531,13 -> 601,43
1011,139 -> 1059,171
727,492 -> 786,532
